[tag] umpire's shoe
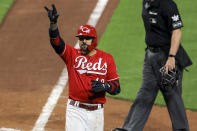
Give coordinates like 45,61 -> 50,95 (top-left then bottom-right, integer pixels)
112,128 -> 127,131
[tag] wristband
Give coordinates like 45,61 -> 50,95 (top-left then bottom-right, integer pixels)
49,28 -> 59,38
168,54 -> 176,58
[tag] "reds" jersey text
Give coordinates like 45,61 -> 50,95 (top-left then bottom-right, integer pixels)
74,56 -> 107,75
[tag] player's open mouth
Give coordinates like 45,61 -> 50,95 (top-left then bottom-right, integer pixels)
81,43 -> 88,50
80,44 -> 90,55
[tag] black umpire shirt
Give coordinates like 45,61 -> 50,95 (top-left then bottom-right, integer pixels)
142,0 -> 183,47
142,0 -> 192,69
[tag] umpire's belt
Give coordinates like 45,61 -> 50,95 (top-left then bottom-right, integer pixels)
147,46 -> 161,53
69,99 -> 104,111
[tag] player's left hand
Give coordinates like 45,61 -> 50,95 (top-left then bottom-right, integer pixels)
165,57 -> 175,74
90,80 -> 111,93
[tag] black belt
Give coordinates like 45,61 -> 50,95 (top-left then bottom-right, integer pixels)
69,99 -> 104,111
147,46 -> 161,53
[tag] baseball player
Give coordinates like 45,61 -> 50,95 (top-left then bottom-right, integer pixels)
44,4 -> 120,131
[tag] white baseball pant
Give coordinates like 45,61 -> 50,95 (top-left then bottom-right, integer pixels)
66,99 -> 104,131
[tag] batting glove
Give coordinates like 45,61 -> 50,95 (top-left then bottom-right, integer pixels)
44,4 -> 59,24
90,80 -> 112,93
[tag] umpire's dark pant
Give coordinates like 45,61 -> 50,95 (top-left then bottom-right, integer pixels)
122,49 -> 189,131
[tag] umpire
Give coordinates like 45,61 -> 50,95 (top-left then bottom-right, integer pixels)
113,0 -> 192,131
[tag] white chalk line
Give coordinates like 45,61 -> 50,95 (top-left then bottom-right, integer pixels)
0,128 -> 23,131
31,0 -> 109,131
31,68 -> 68,131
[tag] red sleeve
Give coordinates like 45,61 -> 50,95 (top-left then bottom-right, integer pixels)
107,55 -> 119,82
60,44 -> 75,65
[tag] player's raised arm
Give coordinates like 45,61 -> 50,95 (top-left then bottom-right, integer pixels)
44,4 -> 65,54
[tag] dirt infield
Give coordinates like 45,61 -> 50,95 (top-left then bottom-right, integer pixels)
0,0 -> 197,131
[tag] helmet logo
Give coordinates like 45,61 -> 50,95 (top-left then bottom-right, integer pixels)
80,26 -> 90,33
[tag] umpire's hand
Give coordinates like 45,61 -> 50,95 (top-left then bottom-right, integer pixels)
165,57 -> 175,74
44,4 -> 59,24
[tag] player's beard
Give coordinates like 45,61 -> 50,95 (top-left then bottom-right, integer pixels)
80,42 -> 90,55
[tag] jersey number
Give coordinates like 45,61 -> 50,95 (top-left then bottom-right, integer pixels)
96,78 -> 105,83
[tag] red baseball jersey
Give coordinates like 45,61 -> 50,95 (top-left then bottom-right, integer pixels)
60,44 -> 119,104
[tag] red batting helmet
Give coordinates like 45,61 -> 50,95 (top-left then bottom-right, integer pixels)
76,25 -> 98,51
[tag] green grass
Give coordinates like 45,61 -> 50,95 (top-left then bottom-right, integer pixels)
99,0 -> 145,102
98,0 -> 197,110
0,0 -> 13,24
